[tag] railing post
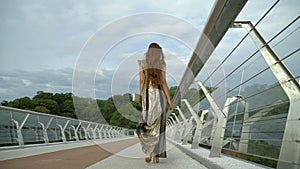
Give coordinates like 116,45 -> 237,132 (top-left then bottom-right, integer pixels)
122,127 -> 125,137
118,127 -> 122,136
38,117 -> 53,143
197,111 -> 213,144
122,128 -> 126,136
74,122 -> 81,141
99,124 -> 104,139
65,127 -> 71,140
170,115 -> 178,141
171,113 -> 180,123
186,117 -> 195,145
108,126 -> 113,138
109,127 -> 114,138
1,106 -> 129,147
166,120 -> 172,138
106,125 -> 111,138
176,106 -> 187,122
232,21 -> 300,169
171,113 -> 181,142
11,113 -> 30,146
176,106 -> 190,145
124,128 -> 127,136
168,117 -> 177,140
103,125 -> 108,138
166,120 -> 170,137
238,100 -> 249,153
222,97 -> 241,145
58,120 -> 70,142
182,99 -> 203,149
195,81 -> 228,157
116,127 -> 120,137
115,127 -> 119,137
169,117 -> 176,126
199,110 -> 210,143
85,123 -> 91,139
112,127 -> 115,138
38,123 -> 46,142
92,124 -> 98,139
166,120 -> 172,127
112,127 -> 116,138
117,127 -> 121,137
119,127 -> 123,137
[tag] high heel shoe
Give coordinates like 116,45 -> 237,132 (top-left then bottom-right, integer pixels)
153,156 -> 159,163
145,152 -> 152,163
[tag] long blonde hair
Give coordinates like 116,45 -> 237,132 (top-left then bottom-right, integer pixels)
145,43 -> 166,88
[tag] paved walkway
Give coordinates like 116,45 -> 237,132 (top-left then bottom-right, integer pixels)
88,139 -> 207,169
0,137 -> 207,169
0,138 -> 138,169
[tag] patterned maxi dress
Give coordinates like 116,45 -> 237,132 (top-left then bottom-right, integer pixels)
138,60 -> 167,158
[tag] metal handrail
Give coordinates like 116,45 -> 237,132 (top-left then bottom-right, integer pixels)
0,106 -> 128,146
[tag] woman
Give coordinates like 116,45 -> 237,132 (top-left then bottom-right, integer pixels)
137,42 -> 173,163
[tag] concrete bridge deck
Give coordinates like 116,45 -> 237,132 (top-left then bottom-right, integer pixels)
0,137 -> 271,169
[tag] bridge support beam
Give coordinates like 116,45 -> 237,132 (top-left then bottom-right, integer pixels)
170,115 -> 179,141
168,117 -> 177,140
166,120 -> 173,138
182,99 -> 204,149
176,106 -> 190,145
232,21 -> 300,169
195,81 -> 228,157
171,0 -> 248,111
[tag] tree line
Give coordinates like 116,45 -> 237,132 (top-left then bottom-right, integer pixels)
0,86 -> 214,129
0,87 -> 180,129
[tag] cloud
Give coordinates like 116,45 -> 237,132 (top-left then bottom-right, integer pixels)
0,68 -> 73,101
1,0 -> 299,103
0,0 -> 213,102
0,0 -> 213,72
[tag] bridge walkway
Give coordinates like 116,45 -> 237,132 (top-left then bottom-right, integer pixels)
0,137 -> 207,169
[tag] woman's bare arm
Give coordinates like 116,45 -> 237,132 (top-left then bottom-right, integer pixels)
139,66 -> 145,95
161,68 -> 173,110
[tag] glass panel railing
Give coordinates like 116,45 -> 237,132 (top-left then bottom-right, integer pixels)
169,1 -> 299,168
0,106 -> 128,147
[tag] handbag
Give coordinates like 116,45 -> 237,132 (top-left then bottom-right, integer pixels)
136,123 -> 147,135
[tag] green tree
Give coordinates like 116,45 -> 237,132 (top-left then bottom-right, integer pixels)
2,86 -> 184,129
97,97 -> 116,122
73,96 -> 106,123
169,86 -> 177,99
61,100 -> 76,118
109,110 -> 137,129
1,100 -> 8,106
32,98 -> 60,115
8,96 -> 34,110
52,93 -> 73,112
33,91 -> 54,100
33,106 -> 50,113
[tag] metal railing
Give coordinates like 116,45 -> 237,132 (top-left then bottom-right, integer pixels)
0,106 -> 128,147
167,0 -> 299,169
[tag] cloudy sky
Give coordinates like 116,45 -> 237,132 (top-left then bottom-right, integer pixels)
0,0 -> 299,101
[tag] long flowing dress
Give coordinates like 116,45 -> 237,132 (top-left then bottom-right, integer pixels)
138,60 -> 167,158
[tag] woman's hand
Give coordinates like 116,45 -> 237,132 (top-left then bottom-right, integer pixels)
168,99 -> 173,110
